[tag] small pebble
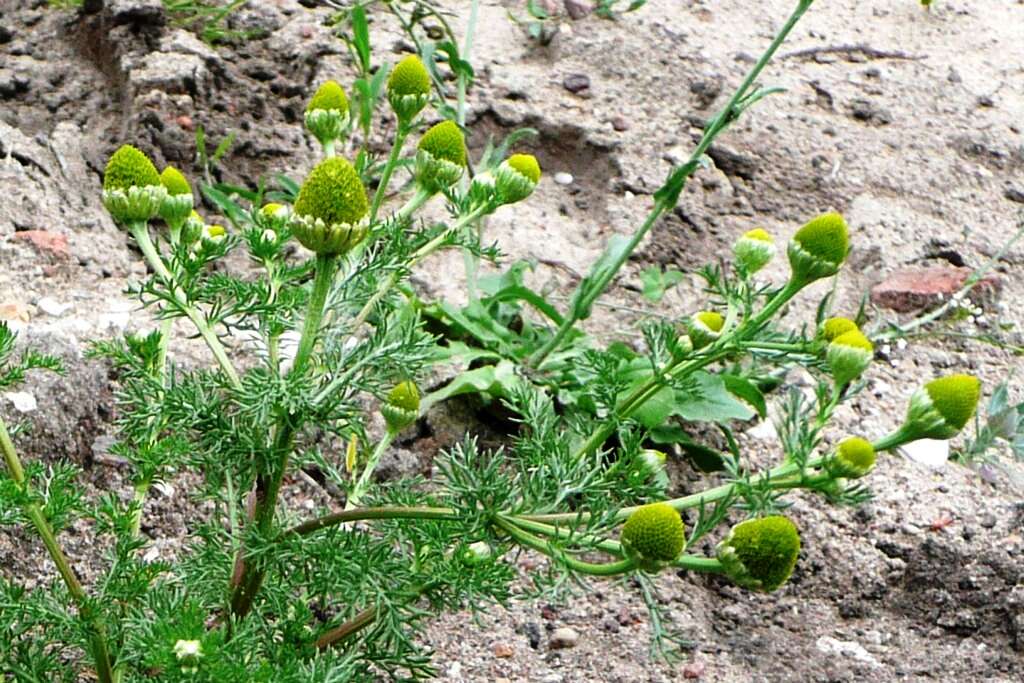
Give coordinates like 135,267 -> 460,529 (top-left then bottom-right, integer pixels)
493,642 -> 514,658
563,73 -> 590,94
611,116 -> 630,131
554,172 -> 574,185
683,661 -> 706,679
548,627 -> 579,650
37,297 -> 70,316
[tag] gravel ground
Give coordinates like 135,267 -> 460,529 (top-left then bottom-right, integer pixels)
1,0 -> 1023,680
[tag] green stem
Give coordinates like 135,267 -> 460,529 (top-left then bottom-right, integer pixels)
347,206 -> 487,336
528,0 -> 814,369
323,140 -> 336,158
871,425 -> 915,453
569,349 -> 731,463
456,0 -> 480,130
346,428 -> 396,509
291,254 -> 337,377
394,186 -> 433,224
128,315 -> 175,538
228,419 -> 296,618
369,125 -> 410,225
0,417 -> 115,683
289,505 -> 458,537
129,223 -> 242,389
494,516 -> 636,576
508,516 -> 724,574
315,606 -> 377,650
528,201 -> 667,369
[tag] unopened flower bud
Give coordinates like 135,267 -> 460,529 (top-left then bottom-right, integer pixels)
787,212 -> 849,285
173,639 -> 203,674
901,374 -> 981,441
158,166 -> 194,229
102,144 -> 166,226
829,436 -> 876,479
733,228 -> 775,274
291,157 -> 369,255
621,502 -> 686,573
687,311 -> 724,349
716,515 -> 800,592
305,80 -> 350,147
494,153 -> 541,204
202,224 -> 226,245
819,316 -> 858,342
381,380 -> 420,432
826,329 -> 873,387
636,449 -> 670,490
415,120 -> 466,193
387,55 -> 431,123
459,540 -> 495,567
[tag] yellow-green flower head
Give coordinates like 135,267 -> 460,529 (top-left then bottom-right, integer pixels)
716,515 -> 800,592
687,310 -> 725,349
305,80 -> 351,146
306,80 -> 349,114
902,374 -> 981,440
495,153 -> 542,205
388,55 -> 431,123
159,166 -> 191,196
104,144 -> 161,193
621,502 -> 686,573
102,144 -> 166,225
830,436 -> 876,479
258,202 -> 290,235
382,380 -> 421,432
202,224 -> 226,244
787,212 -> 849,285
291,157 -> 369,255
415,120 -> 467,192
733,227 -> 776,275
820,317 -> 858,342
826,329 -> 874,387
158,166 -> 194,229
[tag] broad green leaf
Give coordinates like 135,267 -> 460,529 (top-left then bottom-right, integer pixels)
720,374 -> 767,418
419,360 -> 521,413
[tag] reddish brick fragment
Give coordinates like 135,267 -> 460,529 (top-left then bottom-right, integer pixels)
870,266 -> 1001,313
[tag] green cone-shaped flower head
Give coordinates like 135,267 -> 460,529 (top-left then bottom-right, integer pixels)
716,515 -> 800,592
381,380 -> 421,432
305,80 -> 350,146
787,212 -> 849,285
160,166 -> 191,196
826,329 -> 873,387
733,227 -> 776,274
687,310 -> 725,349
494,153 -> 542,205
388,55 -> 431,123
291,158 -> 369,255
901,374 -> 981,441
158,166 -> 194,228
103,144 -> 166,225
820,317 -> 858,342
415,121 -> 467,192
830,436 -> 876,479
621,502 -> 686,573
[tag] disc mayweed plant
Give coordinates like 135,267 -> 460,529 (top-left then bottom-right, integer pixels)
0,1 -> 989,680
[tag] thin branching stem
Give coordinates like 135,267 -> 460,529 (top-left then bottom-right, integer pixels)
0,416 -> 116,683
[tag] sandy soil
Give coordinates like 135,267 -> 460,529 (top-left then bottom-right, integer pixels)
1,0 -> 1023,680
